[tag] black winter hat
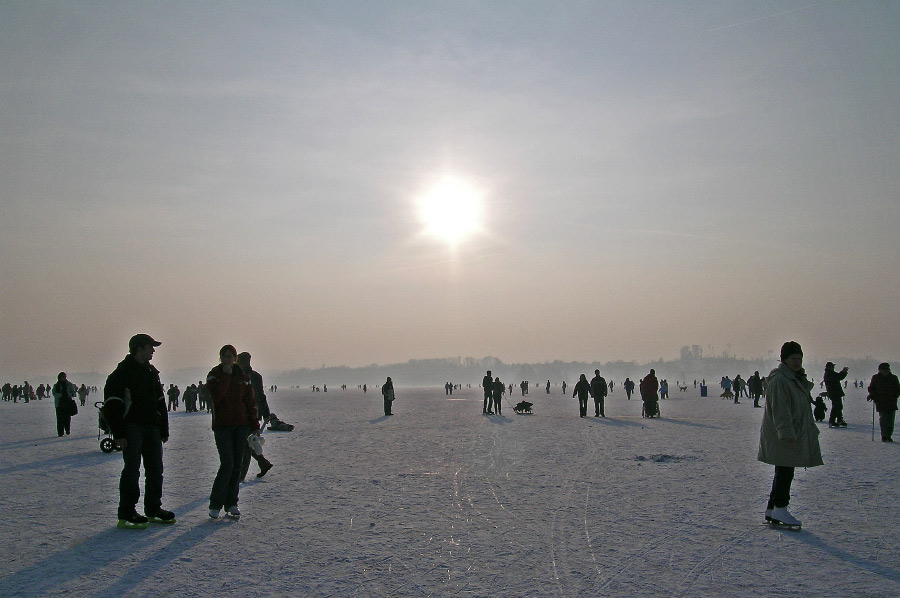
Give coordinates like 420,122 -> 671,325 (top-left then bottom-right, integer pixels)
780,341 -> 803,363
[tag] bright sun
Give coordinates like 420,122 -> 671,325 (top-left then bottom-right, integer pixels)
417,176 -> 484,247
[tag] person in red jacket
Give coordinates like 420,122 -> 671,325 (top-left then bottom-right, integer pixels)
207,344 -> 259,519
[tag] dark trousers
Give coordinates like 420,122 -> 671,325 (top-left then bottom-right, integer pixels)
493,393 -> 502,414
56,407 -> 71,436
210,425 -> 248,510
577,396 -> 588,417
483,393 -> 492,413
767,466 -> 795,509
879,411 -> 896,440
118,423 -> 164,518
384,398 -> 392,415
829,397 -> 844,424
593,397 -> 605,416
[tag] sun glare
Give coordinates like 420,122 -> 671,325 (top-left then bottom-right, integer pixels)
417,176 -> 484,247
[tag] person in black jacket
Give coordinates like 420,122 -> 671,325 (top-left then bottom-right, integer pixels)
573,374 -> 592,418
824,362 -> 849,428
103,334 -> 174,529
590,370 -> 608,417
868,363 -> 900,442
482,371 -> 493,414
52,372 -> 77,436
238,352 -> 274,480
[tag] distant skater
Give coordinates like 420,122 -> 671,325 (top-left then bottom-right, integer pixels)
482,371 -> 493,414
824,362 -> 849,428
573,374 -> 591,418
382,376 -> 395,416
624,378 -> 635,400
52,372 -> 77,437
492,377 -> 504,415
868,363 -> 900,442
590,369 -> 608,417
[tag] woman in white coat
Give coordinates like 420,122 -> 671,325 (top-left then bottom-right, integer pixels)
758,341 -> 823,528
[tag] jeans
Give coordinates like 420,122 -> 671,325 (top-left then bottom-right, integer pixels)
210,426 -> 248,510
767,466 -> 795,509
118,423 -> 164,518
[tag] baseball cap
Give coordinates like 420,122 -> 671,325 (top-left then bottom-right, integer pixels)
129,334 -> 161,352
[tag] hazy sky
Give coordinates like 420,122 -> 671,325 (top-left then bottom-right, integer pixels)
2,1 -> 899,379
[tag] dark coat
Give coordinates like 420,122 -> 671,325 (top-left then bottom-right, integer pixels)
103,354 -> 168,439
590,376 -> 608,399
824,367 -> 847,399
639,375 -> 659,401
207,364 -> 259,431
573,379 -> 592,400
868,372 -> 900,413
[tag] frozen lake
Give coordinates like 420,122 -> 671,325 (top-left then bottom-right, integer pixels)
1,382 -> 898,597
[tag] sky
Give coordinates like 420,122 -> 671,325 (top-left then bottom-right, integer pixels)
2,1 -> 899,379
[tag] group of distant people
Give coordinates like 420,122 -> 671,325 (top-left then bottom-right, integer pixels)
1,381 -> 95,405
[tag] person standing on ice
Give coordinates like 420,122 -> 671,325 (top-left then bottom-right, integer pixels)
237,352 -> 274,480
758,341 -> 822,529
207,345 -> 259,520
482,371 -> 493,414
623,378 -> 635,400
52,372 -> 77,436
573,374 -> 592,418
382,376 -> 395,416
492,377 -> 505,414
103,333 -> 175,529
590,369 -> 608,417
824,361 -> 849,428
867,363 -> 900,442
748,371 -> 764,408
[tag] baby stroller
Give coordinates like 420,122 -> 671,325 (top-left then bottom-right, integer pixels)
94,401 -> 122,453
642,397 -> 661,418
513,401 -> 533,414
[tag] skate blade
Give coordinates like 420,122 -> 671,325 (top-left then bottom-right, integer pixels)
764,520 -> 801,531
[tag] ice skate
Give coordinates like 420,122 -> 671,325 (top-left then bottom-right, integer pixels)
147,508 -> 176,524
117,510 -> 148,530
225,505 -> 241,520
769,507 -> 801,529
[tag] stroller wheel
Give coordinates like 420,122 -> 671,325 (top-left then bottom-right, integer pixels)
100,437 -> 116,453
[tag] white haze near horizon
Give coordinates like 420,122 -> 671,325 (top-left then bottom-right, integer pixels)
2,1 -> 899,381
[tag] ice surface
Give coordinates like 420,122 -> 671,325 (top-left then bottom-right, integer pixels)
1,385 -> 898,597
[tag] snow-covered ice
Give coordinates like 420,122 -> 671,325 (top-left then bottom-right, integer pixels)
1,384 -> 898,597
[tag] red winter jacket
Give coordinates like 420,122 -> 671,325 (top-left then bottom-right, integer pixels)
206,364 -> 259,431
